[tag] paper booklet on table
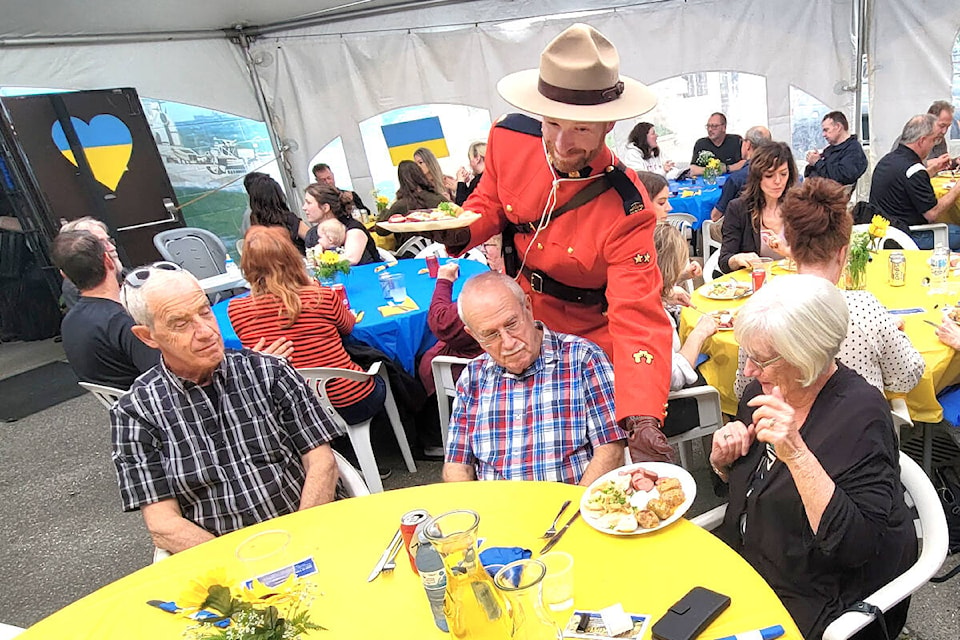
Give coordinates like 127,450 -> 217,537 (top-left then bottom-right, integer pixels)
562,610 -> 650,639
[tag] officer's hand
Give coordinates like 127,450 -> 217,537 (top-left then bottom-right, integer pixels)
623,416 -> 675,463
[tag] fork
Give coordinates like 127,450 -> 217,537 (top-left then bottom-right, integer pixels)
540,500 -> 572,539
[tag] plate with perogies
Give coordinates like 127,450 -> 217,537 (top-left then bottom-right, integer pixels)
580,462 -> 696,535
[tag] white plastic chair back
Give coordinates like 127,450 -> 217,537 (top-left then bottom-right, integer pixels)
430,355 -> 473,450
396,235 -> 432,258
701,219 -> 722,259
852,224 -> 919,250
908,223 -> 949,249
666,213 -> 696,252
78,381 -> 126,410
333,450 -> 370,497
702,251 -> 722,283
297,362 -> 416,493
822,453 -> 948,639
415,242 -> 448,259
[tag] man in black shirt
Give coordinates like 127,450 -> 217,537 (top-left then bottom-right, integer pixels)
689,112 -> 745,176
312,163 -> 368,215
869,114 -> 960,249
804,111 -> 868,187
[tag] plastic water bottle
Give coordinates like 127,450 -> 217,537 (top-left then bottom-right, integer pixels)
225,252 -> 239,275
415,531 -> 449,632
931,243 -> 949,286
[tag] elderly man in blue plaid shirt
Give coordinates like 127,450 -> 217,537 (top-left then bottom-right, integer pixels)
110,264 -> 340,554
443,272 -> 626,485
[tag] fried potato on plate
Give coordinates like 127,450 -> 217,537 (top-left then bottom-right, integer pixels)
646,498 -> 673,520
660,488 -> 685,509
636,510 -> 660,529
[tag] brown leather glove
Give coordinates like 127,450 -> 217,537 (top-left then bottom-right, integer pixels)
622,415 -> 675,463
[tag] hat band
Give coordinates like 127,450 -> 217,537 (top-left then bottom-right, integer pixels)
538,77 -> 625,106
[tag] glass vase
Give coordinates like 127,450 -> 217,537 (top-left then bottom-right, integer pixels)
424,510 -> 510,639
316,270 -> 339,287
703,167 -> 719,185
842,261 -> 867,290
494,560 -> 562,640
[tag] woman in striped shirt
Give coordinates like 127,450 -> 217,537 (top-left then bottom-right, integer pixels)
228,225 -> 384,424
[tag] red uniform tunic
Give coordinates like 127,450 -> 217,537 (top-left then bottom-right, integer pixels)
462,115 -> 672,421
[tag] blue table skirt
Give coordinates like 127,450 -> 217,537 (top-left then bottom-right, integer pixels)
213,258 -> 488,374
668,176 -> 727,229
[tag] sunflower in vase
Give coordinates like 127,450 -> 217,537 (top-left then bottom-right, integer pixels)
314,250 -> 350,282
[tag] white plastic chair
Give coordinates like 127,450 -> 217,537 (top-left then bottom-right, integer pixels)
377,247 -> 398,265
333,449 -> 370,497
78,381 -> 126,410
908,223 -> 949,249
823,453 -> 948,640
153,227 -> 228,279
414,242 -> 448,259
666,212 -> 697,253
889,397 -> 913,443
0,623 -> 24,638
664,386 -> 724,471
701,219 -> 722,260
852,224 -> 918,250
702,251 -> 722,283
396,235 -> 431,258
690,453 -> 949,640
430,355 -> 473,450
298,362 -> 416,493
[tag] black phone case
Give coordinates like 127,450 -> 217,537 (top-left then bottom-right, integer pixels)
651,587 -> 731,640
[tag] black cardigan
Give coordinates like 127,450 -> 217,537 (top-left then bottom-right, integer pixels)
717,197 -> 760,273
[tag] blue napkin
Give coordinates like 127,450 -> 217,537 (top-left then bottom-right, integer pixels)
479,546 -> 531,578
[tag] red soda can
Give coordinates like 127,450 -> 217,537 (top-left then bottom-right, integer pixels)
330,283 -> 350,310
400,509 -> 431,572
426,254 -> 440,278
751,267 -> 766,291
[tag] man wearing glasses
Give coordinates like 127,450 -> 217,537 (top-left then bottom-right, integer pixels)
442,272 -> 625,486
111,263 -> 339,553
689,112 -> 745,177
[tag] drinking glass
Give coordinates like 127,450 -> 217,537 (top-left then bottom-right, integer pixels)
389,273 -> 407,303
538,551 -> 574,628
235,529 -> 292,588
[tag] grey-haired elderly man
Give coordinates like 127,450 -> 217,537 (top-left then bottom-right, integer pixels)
111,263 -> 340,553
870,113 -> 960,249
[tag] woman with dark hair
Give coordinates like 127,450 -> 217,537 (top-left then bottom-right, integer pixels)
718,142 -> 797,273
248,174 -> 309,255
303,183 -> 380,265
734,177 -> 923,397
228,225 -> 385,424
623,122 -> 678,178
414,147 -> 456,199
378,160 -> 447,221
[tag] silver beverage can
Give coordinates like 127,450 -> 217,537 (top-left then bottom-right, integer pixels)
889,251 -> 906,287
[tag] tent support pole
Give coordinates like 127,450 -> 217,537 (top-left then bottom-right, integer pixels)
852,0 -> 870,139
234,30 -> 301,210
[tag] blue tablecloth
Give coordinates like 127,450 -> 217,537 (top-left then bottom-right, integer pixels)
213,258 -> 488,374
668,176 -> 727,229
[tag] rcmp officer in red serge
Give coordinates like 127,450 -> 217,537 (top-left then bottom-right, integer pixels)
429,24 -> 675,462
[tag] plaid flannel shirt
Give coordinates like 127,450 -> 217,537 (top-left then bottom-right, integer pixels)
111,350 -> 340,536
446,325 -> 624,483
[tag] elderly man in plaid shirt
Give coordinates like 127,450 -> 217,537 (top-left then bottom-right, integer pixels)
443,272 -> 626,485
110,264 -> 340,554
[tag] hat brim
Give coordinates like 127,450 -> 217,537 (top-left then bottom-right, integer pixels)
497,68 -> 657,123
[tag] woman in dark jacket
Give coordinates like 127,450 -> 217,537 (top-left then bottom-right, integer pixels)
717,142 -> 797,273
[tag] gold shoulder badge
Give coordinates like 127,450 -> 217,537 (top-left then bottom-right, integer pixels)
633,349 -> 654,365
633,252 -> 651,265
629,201 -> 645,214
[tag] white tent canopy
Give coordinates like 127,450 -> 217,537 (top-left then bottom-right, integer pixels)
1,0 -> 958,201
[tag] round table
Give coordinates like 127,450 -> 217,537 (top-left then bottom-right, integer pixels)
213,258 -> 488,375
17,481 -> 801,639
680,250 -> 960,422
668,176 -> 727,229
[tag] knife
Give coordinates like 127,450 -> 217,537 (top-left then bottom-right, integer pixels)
539,511 -> 581,554
367,528 -> 403,582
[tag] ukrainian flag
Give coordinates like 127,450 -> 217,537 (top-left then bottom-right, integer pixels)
382,116 -> 449,166
51,114 -> 133,191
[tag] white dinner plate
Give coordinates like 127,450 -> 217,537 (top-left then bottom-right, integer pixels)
579,462 -> 697,536
699,280 -> 753,300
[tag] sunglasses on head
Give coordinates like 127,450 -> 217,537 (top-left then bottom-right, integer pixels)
124,261 -> 182,289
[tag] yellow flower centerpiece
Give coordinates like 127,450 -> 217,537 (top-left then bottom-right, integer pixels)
703,157 -> 722,184
845,215 -> 890,290
372,190 -> 390,214
314,250 -> 350,283
179,570 -> 323,640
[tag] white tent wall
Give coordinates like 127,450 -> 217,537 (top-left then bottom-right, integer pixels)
0,38 -> 259,120
253,0 -> 856,202
871,0 -> 960,158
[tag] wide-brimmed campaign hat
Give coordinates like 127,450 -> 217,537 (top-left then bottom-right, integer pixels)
497,23 -> 657,123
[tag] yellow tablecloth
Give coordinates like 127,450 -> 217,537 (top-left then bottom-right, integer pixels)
932,175 -> 960,223
19,481 -> 801,639
681,250 -> 960,422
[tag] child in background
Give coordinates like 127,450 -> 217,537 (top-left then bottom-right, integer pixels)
317,218 -> 347,252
